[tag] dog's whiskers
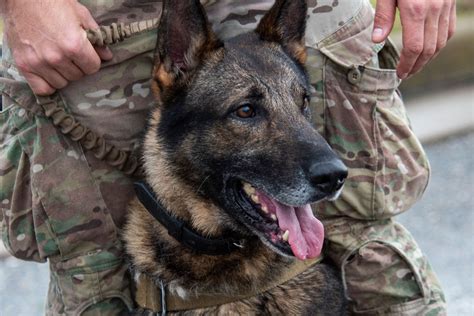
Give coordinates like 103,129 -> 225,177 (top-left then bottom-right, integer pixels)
196,175 -> 211,194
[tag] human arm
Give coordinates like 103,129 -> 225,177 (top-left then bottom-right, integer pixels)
1,0 -> 113,95
372,0 -> 456,79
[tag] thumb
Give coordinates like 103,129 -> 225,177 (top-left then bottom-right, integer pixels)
373,0 -> 397,43
76,3 -> 114,61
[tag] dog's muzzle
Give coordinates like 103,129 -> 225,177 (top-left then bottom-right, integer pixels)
309,159 -> 348,197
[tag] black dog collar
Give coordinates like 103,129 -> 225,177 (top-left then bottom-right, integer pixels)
134,181 -> 244,256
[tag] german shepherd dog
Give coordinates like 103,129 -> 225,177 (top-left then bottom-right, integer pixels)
124,0 -> 348,314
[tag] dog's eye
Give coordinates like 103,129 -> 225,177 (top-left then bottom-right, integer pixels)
235,104 -> 256,119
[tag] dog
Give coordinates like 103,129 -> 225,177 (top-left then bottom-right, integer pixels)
123,0 -> 348,314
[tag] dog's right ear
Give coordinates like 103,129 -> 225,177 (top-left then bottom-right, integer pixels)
152,0 -> 222,97
256,0 -> 308,65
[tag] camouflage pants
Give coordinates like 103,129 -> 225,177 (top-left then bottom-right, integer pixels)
0,0 -> 445,315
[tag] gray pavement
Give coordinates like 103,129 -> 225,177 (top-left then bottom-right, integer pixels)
404,83 -> 474,144
0,256 -> 49,315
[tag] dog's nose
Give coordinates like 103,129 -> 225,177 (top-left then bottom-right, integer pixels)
309,160 -> 348,194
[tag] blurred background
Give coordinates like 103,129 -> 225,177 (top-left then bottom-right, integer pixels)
0,1 -> 473,315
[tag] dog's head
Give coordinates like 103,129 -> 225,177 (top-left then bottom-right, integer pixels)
146,0 -> 347,260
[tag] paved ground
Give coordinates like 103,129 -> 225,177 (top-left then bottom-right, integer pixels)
0,255 -> 49,315
405,84 -> 474,143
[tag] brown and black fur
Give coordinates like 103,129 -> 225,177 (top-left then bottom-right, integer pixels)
124,0 -> 347,314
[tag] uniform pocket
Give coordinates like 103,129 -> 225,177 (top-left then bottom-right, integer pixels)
47,256 -> 133,315
315,40 -> 430,220
0,149 -> 42,261
343,240 -> 426,312
0,93 -> 51,261
339,221 -> 443,315
373,87 -> 430,218
1,83 -> 124,262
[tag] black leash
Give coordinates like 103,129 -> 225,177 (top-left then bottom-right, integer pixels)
134,181 -> 245,256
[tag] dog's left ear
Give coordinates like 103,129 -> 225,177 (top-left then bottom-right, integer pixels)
256,0 -> 308,64
152,0 -> 223,96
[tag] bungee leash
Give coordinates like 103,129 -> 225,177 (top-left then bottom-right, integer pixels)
26,18 -> 159,176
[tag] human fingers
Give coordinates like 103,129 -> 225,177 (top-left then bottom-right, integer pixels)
35,66 -> 69,90
372,0 -> 397,43
16,52 -> 69,90
397,1 -> 427,79
42,49 -> 85,81
448,1 -> 457,40
433,1 -> 456,62
54,60 -> 85,81
65,31 -> 102,75
409,4 -> 442,75
435,1 -> 451,54
422,0 -> 452,64
47,3 -> 101,75
76,2 -> 114,62
95,46 -> 114,61
22,72 -> 56,96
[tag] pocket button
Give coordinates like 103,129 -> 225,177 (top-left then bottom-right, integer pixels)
347,67 -> 362,85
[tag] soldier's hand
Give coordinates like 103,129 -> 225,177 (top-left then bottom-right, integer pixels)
372,0 -> 456,79
3,0 -> 113,95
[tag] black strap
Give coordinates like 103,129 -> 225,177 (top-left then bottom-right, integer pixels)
134,181 -> 244,256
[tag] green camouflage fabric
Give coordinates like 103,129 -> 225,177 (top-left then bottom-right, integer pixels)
0,0 -> 446,315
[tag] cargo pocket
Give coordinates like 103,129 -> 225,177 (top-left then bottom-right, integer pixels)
1,77 -> 124,262
47,254 -> 133,315
339,220 -> 443,315
0,91 -> 52,262
311,14 -> 430,220
25,111 -> 120,261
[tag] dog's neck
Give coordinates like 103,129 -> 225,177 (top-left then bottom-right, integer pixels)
134,180 -> 246,256
141,110 -> 242,238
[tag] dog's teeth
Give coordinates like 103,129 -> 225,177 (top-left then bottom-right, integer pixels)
261,205 -> 268,213
271,214 -> 277,221
251,194 -> 259,203
282,230 -> 290,242
243,183 -> 256,195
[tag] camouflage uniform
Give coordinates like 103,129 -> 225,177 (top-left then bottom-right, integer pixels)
0,0 -> 446,315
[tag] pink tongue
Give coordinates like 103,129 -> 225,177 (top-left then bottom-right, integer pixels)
257,191 -> 324,260
275,203 -> 324,260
